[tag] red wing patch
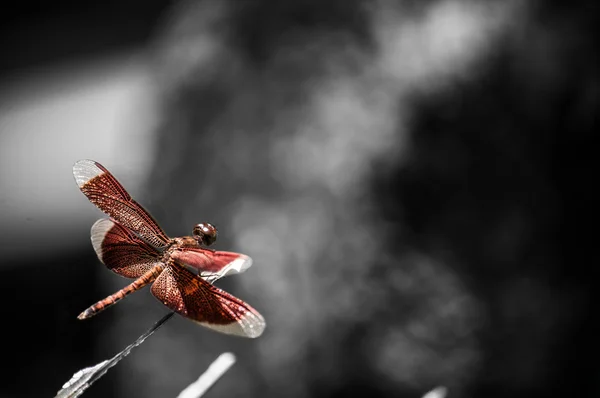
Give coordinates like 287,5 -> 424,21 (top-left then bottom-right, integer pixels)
150,261 -> 265,338
171,248 -> 253,281
73,159 -> 170,248
91,219 -> 162,278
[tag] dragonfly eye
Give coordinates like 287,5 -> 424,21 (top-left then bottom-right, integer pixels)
193,223 -> 218,246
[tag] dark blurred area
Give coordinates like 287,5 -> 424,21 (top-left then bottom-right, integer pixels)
0,0 -> 168,76
0,0 -> 595,397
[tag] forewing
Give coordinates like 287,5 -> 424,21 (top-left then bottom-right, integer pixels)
151,261 -> 265,338
73,159 -> 170,248
171,248 -> 253,282
91,219 -> 163,278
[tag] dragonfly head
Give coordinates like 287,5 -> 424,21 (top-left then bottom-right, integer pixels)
192,222 -> 218,246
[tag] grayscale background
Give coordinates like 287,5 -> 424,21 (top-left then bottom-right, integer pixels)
0,1 -> 594,397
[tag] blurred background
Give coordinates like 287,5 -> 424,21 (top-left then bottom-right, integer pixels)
0,0 -> 595,397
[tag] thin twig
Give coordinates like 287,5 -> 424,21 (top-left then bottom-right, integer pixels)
56,312 -> 175,398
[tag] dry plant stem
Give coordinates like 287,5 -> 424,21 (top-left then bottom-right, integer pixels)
176,352 -> 237,398
56,312 -> 174,398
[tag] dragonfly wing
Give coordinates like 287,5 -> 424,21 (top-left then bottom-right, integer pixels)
171,248 -> 253,282
73,159 -> 170,248
151,261 -> 265,338
91,219 -> 163,278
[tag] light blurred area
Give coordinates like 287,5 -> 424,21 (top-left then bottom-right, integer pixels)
0,52 -> 158,261
0,0 -> 595,398
0,0 -> 172,263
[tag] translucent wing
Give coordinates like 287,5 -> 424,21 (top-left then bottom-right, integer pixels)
151,261 -> 265,338
91,218 -> 162,278
73,159 -> 170,248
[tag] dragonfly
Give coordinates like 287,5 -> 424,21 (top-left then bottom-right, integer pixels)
72,159 -> 265,338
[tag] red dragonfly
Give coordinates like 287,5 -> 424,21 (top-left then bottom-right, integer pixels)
72,159 -> 265,338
